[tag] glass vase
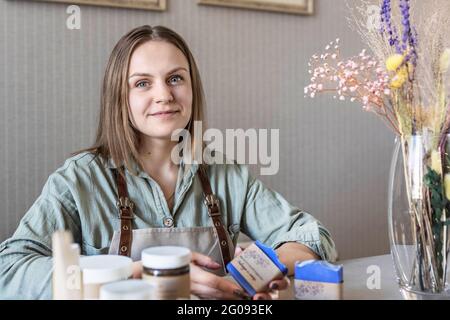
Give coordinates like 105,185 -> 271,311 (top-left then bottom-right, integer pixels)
388,133 -> 450,299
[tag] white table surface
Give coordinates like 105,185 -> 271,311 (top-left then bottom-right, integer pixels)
278,254 -> 403,300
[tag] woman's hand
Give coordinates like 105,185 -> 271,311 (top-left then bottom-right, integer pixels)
190,252 -> 251,300
131,249 -> 290,300
191,250 -> 289,300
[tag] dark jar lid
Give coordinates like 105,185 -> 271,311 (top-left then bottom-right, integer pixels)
143,265 -> 190,277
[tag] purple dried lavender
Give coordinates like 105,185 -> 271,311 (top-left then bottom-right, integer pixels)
399,0 -> 418,65
380,0 -> 401,53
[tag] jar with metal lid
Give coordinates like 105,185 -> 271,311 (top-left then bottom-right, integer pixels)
141,246 -> 191,300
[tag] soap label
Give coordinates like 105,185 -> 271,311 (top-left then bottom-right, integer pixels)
294,279 -> 343,300
230,243 -> 282,292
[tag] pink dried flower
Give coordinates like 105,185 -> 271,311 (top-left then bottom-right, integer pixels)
304,43 -> 388,109
304,40 -> 400,134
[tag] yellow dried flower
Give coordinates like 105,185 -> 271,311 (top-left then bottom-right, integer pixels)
431,150 -> 442,175
445,174 -> 450,200
386,54 -> 404,71
390,66 -> 408,89
439,48 -> 450,73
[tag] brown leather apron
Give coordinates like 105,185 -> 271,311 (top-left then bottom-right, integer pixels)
108,165 -> 234,276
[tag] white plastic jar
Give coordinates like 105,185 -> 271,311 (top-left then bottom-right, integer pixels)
99,279 -> 154,300
79,255 -> 133,299
141,246 -> 191,300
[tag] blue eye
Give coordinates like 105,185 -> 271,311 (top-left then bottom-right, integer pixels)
136,81 -> 150,88
168,75 -> 183,85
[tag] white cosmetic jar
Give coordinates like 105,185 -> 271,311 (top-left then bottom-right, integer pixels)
100,279 -> 154,300
141,246 -> 191,300
80,255 -> 133,299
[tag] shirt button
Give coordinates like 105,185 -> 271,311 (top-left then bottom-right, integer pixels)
163,217 -> 174,228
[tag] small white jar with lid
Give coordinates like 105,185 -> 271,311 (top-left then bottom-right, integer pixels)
79,255 -> 133,300
141,246 -> 191,300
100,279 -> 154,300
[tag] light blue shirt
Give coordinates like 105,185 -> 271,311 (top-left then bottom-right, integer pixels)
0,151 -> 337,299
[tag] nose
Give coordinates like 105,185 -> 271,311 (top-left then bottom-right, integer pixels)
154,81 -> 174,104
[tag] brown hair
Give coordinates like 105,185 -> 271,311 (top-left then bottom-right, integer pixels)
75,25 -> 206,174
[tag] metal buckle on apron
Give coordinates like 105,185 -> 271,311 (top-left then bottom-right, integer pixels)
203,194 -> 221,217
116,196 -> 135,219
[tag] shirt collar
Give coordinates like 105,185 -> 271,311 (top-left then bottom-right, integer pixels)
103,154 -> 200,183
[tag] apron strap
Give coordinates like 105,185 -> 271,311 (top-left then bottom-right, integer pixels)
112,168 -> 134,258
197,164 -> 232,268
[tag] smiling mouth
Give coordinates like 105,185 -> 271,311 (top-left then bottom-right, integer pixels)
150,110 -> 180,116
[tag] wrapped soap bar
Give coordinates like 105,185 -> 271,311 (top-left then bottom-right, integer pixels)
226,241 -> 288,297
294,260 -> 343,300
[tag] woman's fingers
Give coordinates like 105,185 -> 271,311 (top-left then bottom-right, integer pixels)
191,252 -> 221,270
268,277 -> 290,291
251,277 -> 290,300
199,272 -> 241,295
190,264 -> 251,300
253,292 -> 272,300
191,282 -> 240,300
132,261 -> 143,279
234,246 -> 243,257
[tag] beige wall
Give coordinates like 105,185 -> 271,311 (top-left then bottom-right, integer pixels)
0,0 -> 394,259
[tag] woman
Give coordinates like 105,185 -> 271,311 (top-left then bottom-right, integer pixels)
0,25 -> 337,300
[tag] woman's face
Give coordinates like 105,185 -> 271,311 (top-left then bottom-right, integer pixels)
127,40 -> 192,142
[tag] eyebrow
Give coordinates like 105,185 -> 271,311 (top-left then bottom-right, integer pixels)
128,67 -> 188,80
